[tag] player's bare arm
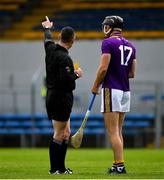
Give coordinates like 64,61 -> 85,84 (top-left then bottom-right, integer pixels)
91,53 -> 111,94
129,59 -> 137,78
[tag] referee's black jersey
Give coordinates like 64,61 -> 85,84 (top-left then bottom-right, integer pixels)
45,41 -> 77,92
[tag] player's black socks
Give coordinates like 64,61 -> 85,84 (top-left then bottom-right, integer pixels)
49,139 -> 63,172
109,161 -> 126,174
111,161 -> 125,170
113,162 -> 117,167
61,139 -> 69,170
115,162 -> 124,167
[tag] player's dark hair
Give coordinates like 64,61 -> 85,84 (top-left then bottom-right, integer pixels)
60,26 -> 75,43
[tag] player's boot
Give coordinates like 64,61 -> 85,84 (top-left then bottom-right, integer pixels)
108,166 -> 127,174
116,166 -> 127,174
108,166 -> 117,174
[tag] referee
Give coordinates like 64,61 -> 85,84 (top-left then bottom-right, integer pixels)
42,16 -> 83,175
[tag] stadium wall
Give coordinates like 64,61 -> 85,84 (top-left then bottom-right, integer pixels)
0,40 -> 163,114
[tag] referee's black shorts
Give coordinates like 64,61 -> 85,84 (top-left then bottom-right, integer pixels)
46,89 -> 73,121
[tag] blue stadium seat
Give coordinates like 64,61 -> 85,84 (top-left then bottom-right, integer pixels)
140,94 -> 164,101
33,8 -> 164,32
0,113 -> 155,137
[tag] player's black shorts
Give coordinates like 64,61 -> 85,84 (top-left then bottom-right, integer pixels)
46,89 -> 73,121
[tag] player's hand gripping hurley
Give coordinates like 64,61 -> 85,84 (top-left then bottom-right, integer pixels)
71,93 -> 96,148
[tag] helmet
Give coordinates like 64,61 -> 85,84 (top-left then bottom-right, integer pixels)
102,15 -> 123,30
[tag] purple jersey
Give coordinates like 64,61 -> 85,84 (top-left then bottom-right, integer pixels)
101,34 -> 136,91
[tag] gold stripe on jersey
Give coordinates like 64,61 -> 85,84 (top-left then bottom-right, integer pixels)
105,88 -> 110,112
111,35 -> 119,38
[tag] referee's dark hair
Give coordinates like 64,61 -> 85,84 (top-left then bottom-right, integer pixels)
60,26 -> 75,43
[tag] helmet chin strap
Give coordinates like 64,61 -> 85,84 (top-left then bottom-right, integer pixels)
103,26 -> 113,37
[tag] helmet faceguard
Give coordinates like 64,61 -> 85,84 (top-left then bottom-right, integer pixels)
102,15 -> 123,36
103,24 -> 111,36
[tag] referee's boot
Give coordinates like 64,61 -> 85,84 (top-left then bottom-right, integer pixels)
49,168 -> 73,175
63,168 -> 73,174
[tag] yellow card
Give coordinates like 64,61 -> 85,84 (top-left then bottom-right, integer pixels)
74,63 -> 79,70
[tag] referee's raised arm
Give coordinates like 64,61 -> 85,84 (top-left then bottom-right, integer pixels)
42,16 -> 54,45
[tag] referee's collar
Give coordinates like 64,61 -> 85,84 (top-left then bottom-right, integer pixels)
56,44 -> 68,53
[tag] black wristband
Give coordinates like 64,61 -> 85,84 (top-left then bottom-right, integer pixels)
74,73 -> 79,80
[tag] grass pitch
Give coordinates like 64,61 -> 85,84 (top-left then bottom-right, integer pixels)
0,148 -> 164,179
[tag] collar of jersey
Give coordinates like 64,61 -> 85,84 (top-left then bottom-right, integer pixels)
110,32 -> 122,38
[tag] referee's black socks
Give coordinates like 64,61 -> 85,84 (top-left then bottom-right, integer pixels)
49,139 -> 64,172
61,139 -> 69,170
49,138 -> 69,173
